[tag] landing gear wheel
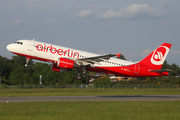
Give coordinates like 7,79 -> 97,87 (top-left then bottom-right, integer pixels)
77,75 -> 82,80
25,57 -> 30,67
82,73 -> 87,79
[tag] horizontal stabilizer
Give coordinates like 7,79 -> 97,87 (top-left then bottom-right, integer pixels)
149,69 -> 172,73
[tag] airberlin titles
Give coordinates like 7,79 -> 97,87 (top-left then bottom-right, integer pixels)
35,44 -> 80,58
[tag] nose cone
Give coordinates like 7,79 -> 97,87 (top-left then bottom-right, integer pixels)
6,44 -> 15,52
6,44 -> 11,51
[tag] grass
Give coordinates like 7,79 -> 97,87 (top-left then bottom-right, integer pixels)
0,88 -> 180,120
0,88 -> 180,97
0,101 -> 180,120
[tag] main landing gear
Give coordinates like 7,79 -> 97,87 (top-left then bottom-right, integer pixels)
77,73 -> 87,80
76,67 -> 87,80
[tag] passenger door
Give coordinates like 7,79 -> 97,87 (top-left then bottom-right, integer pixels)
134,64 -> 140,74
27,40 -> 34,51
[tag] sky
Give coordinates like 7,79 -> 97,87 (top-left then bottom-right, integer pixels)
0,0 -> 180,65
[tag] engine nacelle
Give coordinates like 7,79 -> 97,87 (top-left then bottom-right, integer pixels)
57,58 -> 75,69
51,63 -> 61,72
52,68 -> 61,72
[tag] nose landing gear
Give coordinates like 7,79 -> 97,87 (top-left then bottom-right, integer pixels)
25,57 -> 30,67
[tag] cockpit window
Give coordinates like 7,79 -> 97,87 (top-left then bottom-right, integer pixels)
15,42 -> 23,45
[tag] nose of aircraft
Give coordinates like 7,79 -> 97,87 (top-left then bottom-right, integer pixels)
6,44 -> 14,52
6,44 -> 11,51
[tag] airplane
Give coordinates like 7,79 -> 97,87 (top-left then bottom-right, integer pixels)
6,39 -> 172,80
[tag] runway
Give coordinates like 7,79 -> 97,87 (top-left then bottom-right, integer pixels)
0,95 -> 180,103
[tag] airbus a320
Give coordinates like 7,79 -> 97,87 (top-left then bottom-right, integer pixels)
7,39 -> 172,79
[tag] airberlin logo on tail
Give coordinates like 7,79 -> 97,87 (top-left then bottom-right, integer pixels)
154,51 -> 163,61
151,46 -> 169,65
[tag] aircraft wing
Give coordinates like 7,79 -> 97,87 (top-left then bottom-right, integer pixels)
75,53 -> 121,66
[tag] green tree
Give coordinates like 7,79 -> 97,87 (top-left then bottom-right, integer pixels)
8,56 -> 35,85
0,56 -> 11,84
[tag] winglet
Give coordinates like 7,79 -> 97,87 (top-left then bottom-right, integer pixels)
116,53 -> 121,58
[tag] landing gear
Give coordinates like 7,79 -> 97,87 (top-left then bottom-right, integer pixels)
77,75 -> 82,80
76,67 -> 87,80
81,66 -> 87,79
82,73 -> 87,79
76,73 -> 87,80
25,57 -> 30,67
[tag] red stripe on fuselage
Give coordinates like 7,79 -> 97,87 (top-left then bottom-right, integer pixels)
12,52 -> 168,77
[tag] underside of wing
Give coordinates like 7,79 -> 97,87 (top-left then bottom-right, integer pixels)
75,53 -> 121,66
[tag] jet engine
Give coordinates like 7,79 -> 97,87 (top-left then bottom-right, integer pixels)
57,58 -> 80,69
51,63 -> 61,72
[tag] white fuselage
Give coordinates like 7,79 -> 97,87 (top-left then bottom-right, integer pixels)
7,40 -> 134,67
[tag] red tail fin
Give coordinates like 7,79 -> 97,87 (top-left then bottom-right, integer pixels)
138,43 -> 172,70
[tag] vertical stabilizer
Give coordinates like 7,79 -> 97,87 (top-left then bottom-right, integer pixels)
138,43 -> 172,70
